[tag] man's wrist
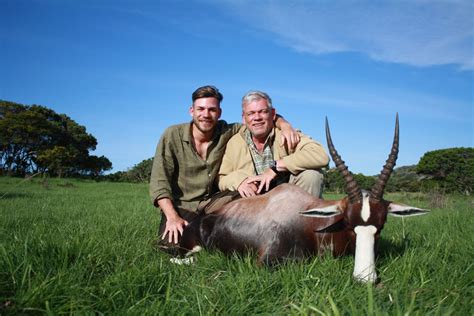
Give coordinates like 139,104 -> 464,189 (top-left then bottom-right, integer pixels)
274,114 -> 287,128
269,160 -> 278,174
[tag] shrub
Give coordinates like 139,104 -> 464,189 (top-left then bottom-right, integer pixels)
417,147 -> 473,194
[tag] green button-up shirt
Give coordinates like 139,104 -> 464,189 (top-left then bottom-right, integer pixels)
149,120 -> 241,212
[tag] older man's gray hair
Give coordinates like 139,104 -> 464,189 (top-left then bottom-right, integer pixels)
241,90 -> 273,110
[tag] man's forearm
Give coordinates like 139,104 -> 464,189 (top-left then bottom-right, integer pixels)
274,114 -> 290,129
156,197 -> 180,220
275,159 -> 288,172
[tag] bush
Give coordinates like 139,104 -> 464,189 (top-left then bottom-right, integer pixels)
124,158 -> 153,183
105,158 -> 153,183
416,147 -> 473,194
324,169 -> 376,193
386,165 -> 424,192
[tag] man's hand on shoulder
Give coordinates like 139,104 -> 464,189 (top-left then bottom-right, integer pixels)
274,114 -> 301,150
279,124 -> 300,150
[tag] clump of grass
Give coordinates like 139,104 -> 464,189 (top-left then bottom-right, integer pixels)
427,189 -> 449,209
41,178 -> 50,190
56,182 -> 75,188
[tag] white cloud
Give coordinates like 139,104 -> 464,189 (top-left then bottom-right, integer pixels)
218,0 -> 474,70
271,83 -> 472,123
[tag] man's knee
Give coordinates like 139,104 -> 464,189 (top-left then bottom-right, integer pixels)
289,170 -> 324,197
197,190 -> 241,214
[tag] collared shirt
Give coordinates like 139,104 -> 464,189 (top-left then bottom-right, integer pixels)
218,126 -> 330,192
149,120 -> 240,212
245,128 -> 275,175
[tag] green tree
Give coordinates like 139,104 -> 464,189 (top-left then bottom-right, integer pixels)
386,165 -> 424,192
416,147 -> 474,194
105,158 -> 152,183
82,155 -> 113,177
37,146 -> 76,178
353,173 -> 376,190
323,169 -> 376,193
0,100 -> 112,177
0,101 -> 41,175
124,158 -> 153,182
323,169 -> 345,193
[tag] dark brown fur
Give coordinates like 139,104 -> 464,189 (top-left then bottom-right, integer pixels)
179,184 -> 353,264
177,116 -> 428,282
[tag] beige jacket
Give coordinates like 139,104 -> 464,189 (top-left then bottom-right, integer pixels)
218,126 -> 329,191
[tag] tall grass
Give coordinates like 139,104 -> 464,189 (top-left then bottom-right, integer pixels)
0,177 -> 472,314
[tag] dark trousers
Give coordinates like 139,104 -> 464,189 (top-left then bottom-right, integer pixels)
155,207 -> 198,255
155,190 -> 241,254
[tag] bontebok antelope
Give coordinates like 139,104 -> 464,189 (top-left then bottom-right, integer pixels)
177,115 -> 429,283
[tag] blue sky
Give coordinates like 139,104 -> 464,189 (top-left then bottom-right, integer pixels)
1,0 -> 473,175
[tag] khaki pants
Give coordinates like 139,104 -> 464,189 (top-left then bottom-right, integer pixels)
289,169 -> 324,198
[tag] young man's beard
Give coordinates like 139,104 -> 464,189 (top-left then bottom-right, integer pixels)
193,118 -> 216,134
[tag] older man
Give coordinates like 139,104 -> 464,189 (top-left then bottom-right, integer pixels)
149,86 -> 299,249
218,90 -> 329,198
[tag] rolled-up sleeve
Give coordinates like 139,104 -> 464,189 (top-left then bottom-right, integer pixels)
218,132 -> 255,191
149,129 -> 175,205
218,151 -> 251,191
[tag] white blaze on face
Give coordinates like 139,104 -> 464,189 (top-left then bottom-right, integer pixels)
353,225 -> 378,283
361,192 -> 371,222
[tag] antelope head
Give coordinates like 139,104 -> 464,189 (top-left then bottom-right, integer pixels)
302,115 -> 429,283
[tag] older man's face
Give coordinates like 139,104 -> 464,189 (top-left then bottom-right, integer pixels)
242,98 -> 276,140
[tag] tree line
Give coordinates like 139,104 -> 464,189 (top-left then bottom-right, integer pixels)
322,147 -> 472,194
2,99 -> 471,194
112,147 -> 473,194
0,100 -> 112,177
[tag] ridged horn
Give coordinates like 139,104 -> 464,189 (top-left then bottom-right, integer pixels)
370,113 -> 399,202
325,117 -> 362,204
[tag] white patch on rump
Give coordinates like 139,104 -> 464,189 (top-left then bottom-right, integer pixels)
169,246 -> 202,265
361,192 -> 371,222
170,257 -> 194,265
353,225 -> 377,283
186,245 -> 202,256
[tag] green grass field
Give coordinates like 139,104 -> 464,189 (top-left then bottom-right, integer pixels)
0,177 -> 472,315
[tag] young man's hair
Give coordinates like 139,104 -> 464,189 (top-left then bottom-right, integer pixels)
241,90 -> 273,110
192,85 -> 223,103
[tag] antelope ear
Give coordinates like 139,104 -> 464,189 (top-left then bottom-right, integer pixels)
387,202 -> 430,217
300,204 -> 342,217
300,203 -> 345,232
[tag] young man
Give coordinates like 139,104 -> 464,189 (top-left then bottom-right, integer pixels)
149,86 -> 299,250
218,90 -> 329,198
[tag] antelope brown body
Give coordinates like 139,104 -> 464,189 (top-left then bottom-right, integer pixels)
176,115 -> 429,283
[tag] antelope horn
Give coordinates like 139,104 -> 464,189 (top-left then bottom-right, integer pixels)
325,117 -> 362,203
370,113 -> 399,202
